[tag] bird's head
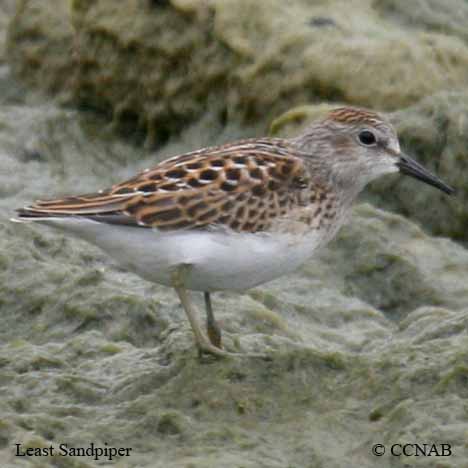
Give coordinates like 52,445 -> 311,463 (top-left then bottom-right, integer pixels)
295,107 -> 454,196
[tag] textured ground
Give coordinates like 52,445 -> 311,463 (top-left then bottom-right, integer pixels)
1,1 -> 468,467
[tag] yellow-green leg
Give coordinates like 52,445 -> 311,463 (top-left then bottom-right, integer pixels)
171,265 -> 270,360
204,292 -> 222,349
171,265 -> 229,358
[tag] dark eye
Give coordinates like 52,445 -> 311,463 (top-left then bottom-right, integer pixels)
358,130 -> 377,146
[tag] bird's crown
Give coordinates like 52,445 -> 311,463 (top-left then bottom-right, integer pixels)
326,107 -> 389,129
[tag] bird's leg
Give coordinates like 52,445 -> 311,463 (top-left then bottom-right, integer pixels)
204,292 -> 222,349
171,266 -> 229,358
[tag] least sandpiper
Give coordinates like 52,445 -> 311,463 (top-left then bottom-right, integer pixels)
13,107 -> 454,357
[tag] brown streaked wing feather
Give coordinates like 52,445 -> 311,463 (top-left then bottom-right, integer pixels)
17,190 -> 138,222
18,138 -> 312,233
121,138 -> 311,232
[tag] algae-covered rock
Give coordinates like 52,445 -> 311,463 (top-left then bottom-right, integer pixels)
8,0 -> 468,145
375,0 -> 468,41
270,93 -> 468,241
7,0 -> 75,98
3,1 -> 468,466
0,0 -> 14,62
8,0 -> 236,146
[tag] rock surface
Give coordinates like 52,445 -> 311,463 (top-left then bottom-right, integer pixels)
2,1 -> 468,467
8,0 -> 468,146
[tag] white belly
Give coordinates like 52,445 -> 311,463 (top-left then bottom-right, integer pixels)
40,219 -> 328,291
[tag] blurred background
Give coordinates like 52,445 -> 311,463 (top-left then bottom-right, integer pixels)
0,1 -> 468,467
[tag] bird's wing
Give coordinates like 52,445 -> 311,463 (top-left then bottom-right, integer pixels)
16,138 -> 317,233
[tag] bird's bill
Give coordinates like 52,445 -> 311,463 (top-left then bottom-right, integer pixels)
397,154 -> 455,195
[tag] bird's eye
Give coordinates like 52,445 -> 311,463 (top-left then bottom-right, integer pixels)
358,130 -> 377,146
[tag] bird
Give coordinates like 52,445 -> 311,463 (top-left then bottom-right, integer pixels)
12,107 -> 455,358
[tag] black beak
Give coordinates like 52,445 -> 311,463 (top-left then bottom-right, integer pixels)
397,153 -> 455,195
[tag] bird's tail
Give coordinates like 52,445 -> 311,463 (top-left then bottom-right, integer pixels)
12,192 -> 134,224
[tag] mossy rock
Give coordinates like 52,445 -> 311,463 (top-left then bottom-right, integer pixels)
8,0 -> 468,145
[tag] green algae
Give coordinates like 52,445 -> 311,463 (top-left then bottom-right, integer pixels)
2,1 -> 468,467
8,0 -> 468,147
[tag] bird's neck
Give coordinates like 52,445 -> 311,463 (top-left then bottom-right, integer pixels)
305,158 -> 366,211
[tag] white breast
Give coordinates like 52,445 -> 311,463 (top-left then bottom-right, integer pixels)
40,218 -> 329,291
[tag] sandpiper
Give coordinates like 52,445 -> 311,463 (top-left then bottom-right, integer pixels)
13,107 -> 454,357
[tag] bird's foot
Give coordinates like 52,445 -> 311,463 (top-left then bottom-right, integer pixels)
195,336 -> 271,361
